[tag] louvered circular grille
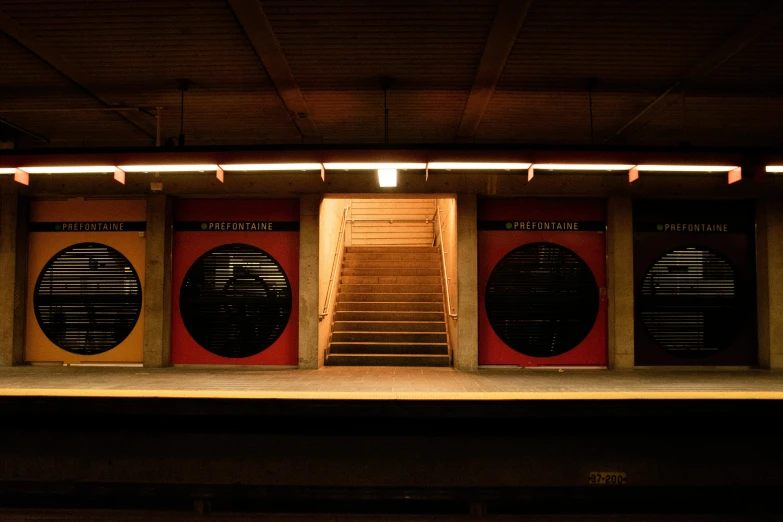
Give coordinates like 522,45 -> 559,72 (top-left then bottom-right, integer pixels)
639,246 -> 743,358
180,243 -> 292,358
486,242 -> 599,357
33,243 -> 142,355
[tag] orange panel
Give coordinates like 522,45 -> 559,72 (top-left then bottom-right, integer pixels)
30,199 -> 146,222
25,199 -> 147,364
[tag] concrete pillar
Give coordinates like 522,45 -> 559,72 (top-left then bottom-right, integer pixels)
142,194 -> 173,367
756,199 -> 783,370
0,179 -> 28,366
606,197 -> 634,369
299,195 -> 320,369
455,193 -> 478,371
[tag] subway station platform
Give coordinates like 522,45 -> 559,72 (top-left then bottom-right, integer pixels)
2,365 -> 783,515
1,365 -> 783,400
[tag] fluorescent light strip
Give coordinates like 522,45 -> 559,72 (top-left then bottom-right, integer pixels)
635,165 -> 737,172
323,163 -> 427,170
532,164 -> 635,170
219,163 -> 323,171
428,162 -> 531,170
0,168 -> 15,174
20,166 -> 117,174
766,166 -> 783,173
118,164 -> 219,172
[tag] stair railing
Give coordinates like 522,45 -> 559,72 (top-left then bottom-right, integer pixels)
320,205 -> 349,319
434,204 -> 458,319
346,218 -> 430,222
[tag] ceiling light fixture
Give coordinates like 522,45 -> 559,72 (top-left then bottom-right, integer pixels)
19,166 -> 116,174
218,163 -> 323,171
0,168 -> 16,174
427,162 -> 532,170
377,168 -> 397,187
766,166 -> 783,173
323,163 -> 426,170
634,165 -> 737,172
531,164 -> 636,170
118,164 -> 219,172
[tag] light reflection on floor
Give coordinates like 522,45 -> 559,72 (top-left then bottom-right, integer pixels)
1,366 -> 782,400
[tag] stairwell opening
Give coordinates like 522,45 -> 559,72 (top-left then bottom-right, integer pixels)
318,196 -> 458,367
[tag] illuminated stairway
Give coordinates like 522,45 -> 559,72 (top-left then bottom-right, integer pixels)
326,246 -> 449,366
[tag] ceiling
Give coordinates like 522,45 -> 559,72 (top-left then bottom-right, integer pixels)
1,0 -> 782,151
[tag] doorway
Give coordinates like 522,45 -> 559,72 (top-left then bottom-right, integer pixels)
318,195 -> 457,367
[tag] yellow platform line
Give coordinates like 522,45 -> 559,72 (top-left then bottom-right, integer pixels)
1,388 -> 783,400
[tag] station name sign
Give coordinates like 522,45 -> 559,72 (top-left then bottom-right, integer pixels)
174,221 -> 300,232
30,221 -> 146,232
634,222 -> 742,233
478,220 -> 605,232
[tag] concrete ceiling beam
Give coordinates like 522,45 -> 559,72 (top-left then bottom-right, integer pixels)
604,0 -> 783,143
0,9 -> 156,140
456,0 -> 535,140
228,0 -> 321,143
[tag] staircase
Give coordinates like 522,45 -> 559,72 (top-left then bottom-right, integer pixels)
350,199 -> 437,246
326,245 -> 450,366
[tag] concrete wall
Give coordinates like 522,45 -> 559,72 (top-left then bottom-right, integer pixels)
142,194 -> 173,367
318,197 -> 349,367
4,170 -> 783,371
0,180 -> 28,366
756,198 -> 783,370
436,197 -> 458,364
455,193 -> 478,371
606,197 -> 635,369
299,195 -> 321,369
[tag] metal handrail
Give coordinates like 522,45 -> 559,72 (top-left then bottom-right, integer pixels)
347,218 -> 431,222
320,205 -> 349,319
435,204 -> 457,319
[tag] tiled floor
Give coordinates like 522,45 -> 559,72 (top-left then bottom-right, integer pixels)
1,366 -> 783,399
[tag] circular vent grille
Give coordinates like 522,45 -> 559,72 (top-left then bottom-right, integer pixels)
485,242 -> 599,357
33,243 -> 142,355
180,243 -> 292,358
639,246 -> 743,358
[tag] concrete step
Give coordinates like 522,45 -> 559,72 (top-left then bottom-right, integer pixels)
352,233 -> 434,240
336,302 -> 444,312
337,293 -> 443,303
343,252 -> 440,262
334,311 -> 445,322
343,260 -> 439,269
351,224 -> 433,232
346,246 -> 438,253
325,353 -> 450,367
331,331 -> 447,343
339,284 -> 443,294
351,239 -> 434,246
351,199 -> 435,209
341,275 -> 441,285
328,342 -> 448,355
332,321 -> 446,333
341,267 -> 441,277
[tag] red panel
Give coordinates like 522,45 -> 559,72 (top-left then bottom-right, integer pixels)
171,199 -> 299,366
478,198 -> 606,221
175,198 -> 299,221
478,198 -> 607,366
